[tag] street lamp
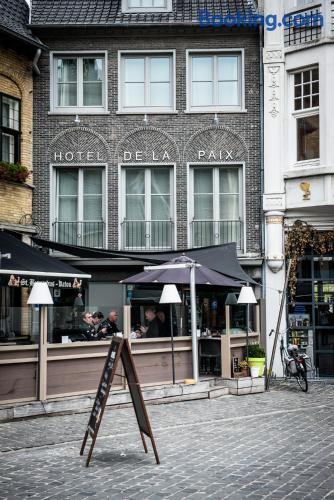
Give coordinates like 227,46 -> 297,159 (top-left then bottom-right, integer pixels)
237,285 -> 257,362
159,284 -> 182,385
27,282 -> 53,400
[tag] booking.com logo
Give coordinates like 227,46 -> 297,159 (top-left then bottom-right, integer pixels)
199,10 -> 324,31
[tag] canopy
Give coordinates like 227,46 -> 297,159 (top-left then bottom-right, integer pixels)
32,237 -> 255,284
121,256 -> 242,287
0,231 -> 91,281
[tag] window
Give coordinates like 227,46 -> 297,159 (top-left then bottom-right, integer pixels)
120,53 -> 174,112
52,54 -> 107,113
54,168 -> 105,247
188,52 -> 243,112
190,166 -> 243,249
121,167 -> 174,250
0,94 -> 20,163
293,67 -> 319,162
122,0 -> 172,12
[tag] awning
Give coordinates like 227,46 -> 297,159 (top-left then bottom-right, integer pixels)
32,237 -> 256,284
0,232 -> 91,287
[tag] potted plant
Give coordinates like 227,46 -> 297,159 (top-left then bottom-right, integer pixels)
238,360 -> 249,377
247,344 -> 266,376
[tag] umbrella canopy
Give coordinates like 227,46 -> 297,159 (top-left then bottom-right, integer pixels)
121,256 -> 242,287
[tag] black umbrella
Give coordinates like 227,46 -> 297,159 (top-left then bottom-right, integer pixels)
121,256 -> 242,382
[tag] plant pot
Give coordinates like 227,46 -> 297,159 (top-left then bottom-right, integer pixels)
248,357 -> 265,376
250,366 -> 259,378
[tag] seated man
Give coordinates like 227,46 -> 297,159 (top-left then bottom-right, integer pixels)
79,311 -> 102,341
140,308 -> 160,338
99,310 -> 120,337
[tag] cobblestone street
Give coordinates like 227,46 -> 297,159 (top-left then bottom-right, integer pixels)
0,382 -> 333,499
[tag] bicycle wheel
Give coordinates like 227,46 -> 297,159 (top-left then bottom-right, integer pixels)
296,367 -> 308,392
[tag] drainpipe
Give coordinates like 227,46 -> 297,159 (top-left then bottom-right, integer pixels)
32,48 -> 41,75
259,23 -> 265,300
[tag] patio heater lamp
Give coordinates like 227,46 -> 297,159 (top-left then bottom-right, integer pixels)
27,282 -> 53,400
159,284 -> 182,385
237,285 -> 257,362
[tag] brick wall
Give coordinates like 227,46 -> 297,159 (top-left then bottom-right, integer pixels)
0,182 -> 33,224
32,27 -> 261,254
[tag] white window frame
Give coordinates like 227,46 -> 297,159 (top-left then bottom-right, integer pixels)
118,163 -> 176,250
118,50 -> 176,114
186,49 -> 246,114
289,66 -> 320,167
121,0 -> 172,13
50,164 -> 108,249
50,51 -> 109,115
187,163 -> 245,251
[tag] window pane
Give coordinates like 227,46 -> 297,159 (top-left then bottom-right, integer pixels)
150,57 -> 170,82
83,82 -> 102,106
124,58 -> 144,82
194,170 -> 212,193
83,59 -> 103,82
59,170 -> 78,195
126,196 -> 145,219
84,170 -> 102,194
151,195 -> 170,220
58,197 -> 77,221
83,196 -> 102,220
58,83 -> 77,106
192,57 -> 213,81
220,194 -> 239,219
151,169 -> 170,194
124,83 -> 145,107
219,169 -> 239,193
218,56 -> 238,80
57,58 -> 77,82
218,81 -> 239,106
192,82 -> 213,106
2,97 -> 19,131
194,194 -> 213,219
126,169 -> 145,194
1,133 -> 15,163
297,115 -> 319,161
150,82 -> 170,106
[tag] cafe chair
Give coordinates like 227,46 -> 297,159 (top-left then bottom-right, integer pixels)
198,339 -> 221,375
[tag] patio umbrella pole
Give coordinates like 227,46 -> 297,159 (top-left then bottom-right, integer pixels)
170,304 -> 176,385
190,264 -> 198,382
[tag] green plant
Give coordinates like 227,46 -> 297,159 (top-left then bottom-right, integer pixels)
238,360 -> 248,370
0,161 -> 30,184
247,344 -> 265,358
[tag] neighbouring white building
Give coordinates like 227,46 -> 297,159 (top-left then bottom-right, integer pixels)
264,0 -> 334,377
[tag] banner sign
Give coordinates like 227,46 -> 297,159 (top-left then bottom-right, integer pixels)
1,275 -> 87,289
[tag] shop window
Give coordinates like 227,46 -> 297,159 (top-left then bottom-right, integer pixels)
190,166 -> 243,249
187,51 -> 243,112
119,53 -> 175,112
0,93 -> 20,163
51,53 -> 107,113
121,167 -> 174,250
54,167 -> 105,248
122,0 -> 172,12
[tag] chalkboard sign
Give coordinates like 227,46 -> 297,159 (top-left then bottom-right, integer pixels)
80,337 -> 160,467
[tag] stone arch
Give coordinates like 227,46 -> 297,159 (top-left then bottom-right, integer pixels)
184,125 -> 249,163
48,127 -> 110,163
114,126 -> 180,163
0,66 -> 30,101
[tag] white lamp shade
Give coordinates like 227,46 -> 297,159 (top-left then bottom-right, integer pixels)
225,292 -> 238,305
237,286 -> 257,304
159,284 -> 182,304
27,282 -> 53,305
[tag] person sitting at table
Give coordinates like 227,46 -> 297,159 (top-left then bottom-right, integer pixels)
140,308 -> 160,338
99,310 -> 120,337
79,311 -> 102,341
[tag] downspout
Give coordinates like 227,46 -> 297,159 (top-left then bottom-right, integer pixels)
259,23 -> 265,300
32,48 -> 41,75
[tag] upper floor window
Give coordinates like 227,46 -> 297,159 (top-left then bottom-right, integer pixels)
51,53 -> 107,114
187,51 -> 243,112
119,52 -> 175,112
0,94 -> 20,163
293,67 -> 319,162
122,0 -> 172,12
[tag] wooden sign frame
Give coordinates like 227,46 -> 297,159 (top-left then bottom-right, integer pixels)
80,337 -> 160,467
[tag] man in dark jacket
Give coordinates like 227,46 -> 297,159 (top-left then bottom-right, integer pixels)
140,308 -> 160,338
79,311 -> 102,341
99,310 -> 120,337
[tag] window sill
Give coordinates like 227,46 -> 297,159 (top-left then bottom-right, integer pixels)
116,110 -> 178,115
184,109 -> 247,114
48,110 -> 110,116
